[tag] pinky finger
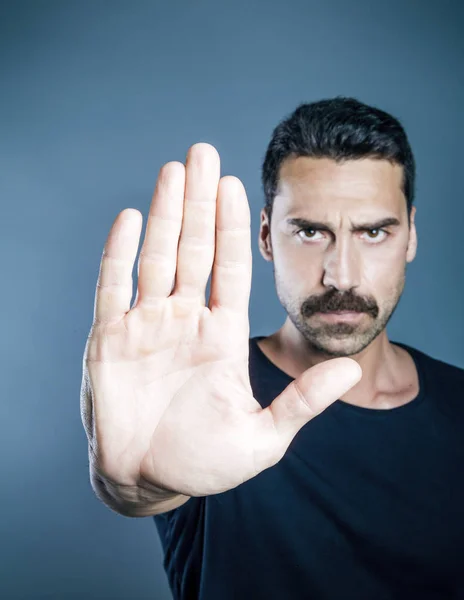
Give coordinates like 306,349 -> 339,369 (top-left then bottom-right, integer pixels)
93,209 -> 143,325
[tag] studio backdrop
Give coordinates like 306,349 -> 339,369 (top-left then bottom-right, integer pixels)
0,1 -> 462,598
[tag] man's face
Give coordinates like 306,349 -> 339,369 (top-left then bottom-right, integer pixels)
258,157 -> 417,358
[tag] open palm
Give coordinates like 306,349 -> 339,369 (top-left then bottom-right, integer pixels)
80,143 -> 362,499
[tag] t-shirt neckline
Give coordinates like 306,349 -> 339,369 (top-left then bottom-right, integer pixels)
251,336 -> 427,416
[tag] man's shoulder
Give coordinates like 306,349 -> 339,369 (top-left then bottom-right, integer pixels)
395,341 -> 464,407
401,341 -> 464,378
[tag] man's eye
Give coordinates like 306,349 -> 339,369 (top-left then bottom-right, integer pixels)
362,229 -> 388,242
296,229 -> 324,240
295,228 -> 389,242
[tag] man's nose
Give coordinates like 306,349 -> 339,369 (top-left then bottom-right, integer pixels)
322,238 -> 361,291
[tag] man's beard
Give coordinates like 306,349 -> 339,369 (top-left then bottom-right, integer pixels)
273,268 -> 406,358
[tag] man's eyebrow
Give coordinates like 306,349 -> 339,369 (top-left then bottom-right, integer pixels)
284,217 -> 401,231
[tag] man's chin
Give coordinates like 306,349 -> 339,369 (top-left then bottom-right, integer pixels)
307,332 -> 372,358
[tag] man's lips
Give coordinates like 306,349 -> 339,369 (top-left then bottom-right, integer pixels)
314,311 -> 365,322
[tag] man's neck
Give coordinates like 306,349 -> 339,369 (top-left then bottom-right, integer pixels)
257,324 -> 419,410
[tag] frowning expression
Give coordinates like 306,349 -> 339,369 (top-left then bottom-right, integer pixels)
258,157 -> 417,357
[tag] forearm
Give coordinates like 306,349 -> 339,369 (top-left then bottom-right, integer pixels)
90,465 -> 191,517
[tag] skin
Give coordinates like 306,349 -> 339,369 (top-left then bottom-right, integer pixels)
257,156 -> 419,410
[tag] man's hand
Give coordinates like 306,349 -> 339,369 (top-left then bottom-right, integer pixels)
80,143 -> 362,500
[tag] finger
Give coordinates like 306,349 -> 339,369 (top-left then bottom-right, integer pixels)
258,358 -> 362,459
208,176 -> 252,315
172,143 -> 220,300
93,209 -> 143,324
135,161 -> 186,304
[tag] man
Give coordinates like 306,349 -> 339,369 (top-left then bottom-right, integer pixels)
81,97 -> 464,599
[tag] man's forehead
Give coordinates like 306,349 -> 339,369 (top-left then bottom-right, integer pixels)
275,155 -> 406,215
278,155 -> 404,181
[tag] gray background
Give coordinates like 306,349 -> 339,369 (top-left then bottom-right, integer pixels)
1,0 -> 463,598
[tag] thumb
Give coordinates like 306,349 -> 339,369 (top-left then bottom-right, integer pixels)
255,358 -> 362,468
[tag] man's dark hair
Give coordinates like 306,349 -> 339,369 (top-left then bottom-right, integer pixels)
261,96 -> 416,227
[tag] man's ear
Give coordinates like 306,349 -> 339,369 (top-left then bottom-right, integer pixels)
258,208 -> 273,262
406,206 -> 417,263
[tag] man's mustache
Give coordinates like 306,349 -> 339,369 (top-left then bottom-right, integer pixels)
301,289 -> 379,319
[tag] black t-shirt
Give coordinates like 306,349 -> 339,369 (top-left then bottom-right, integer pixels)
153,336 -> 464,600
